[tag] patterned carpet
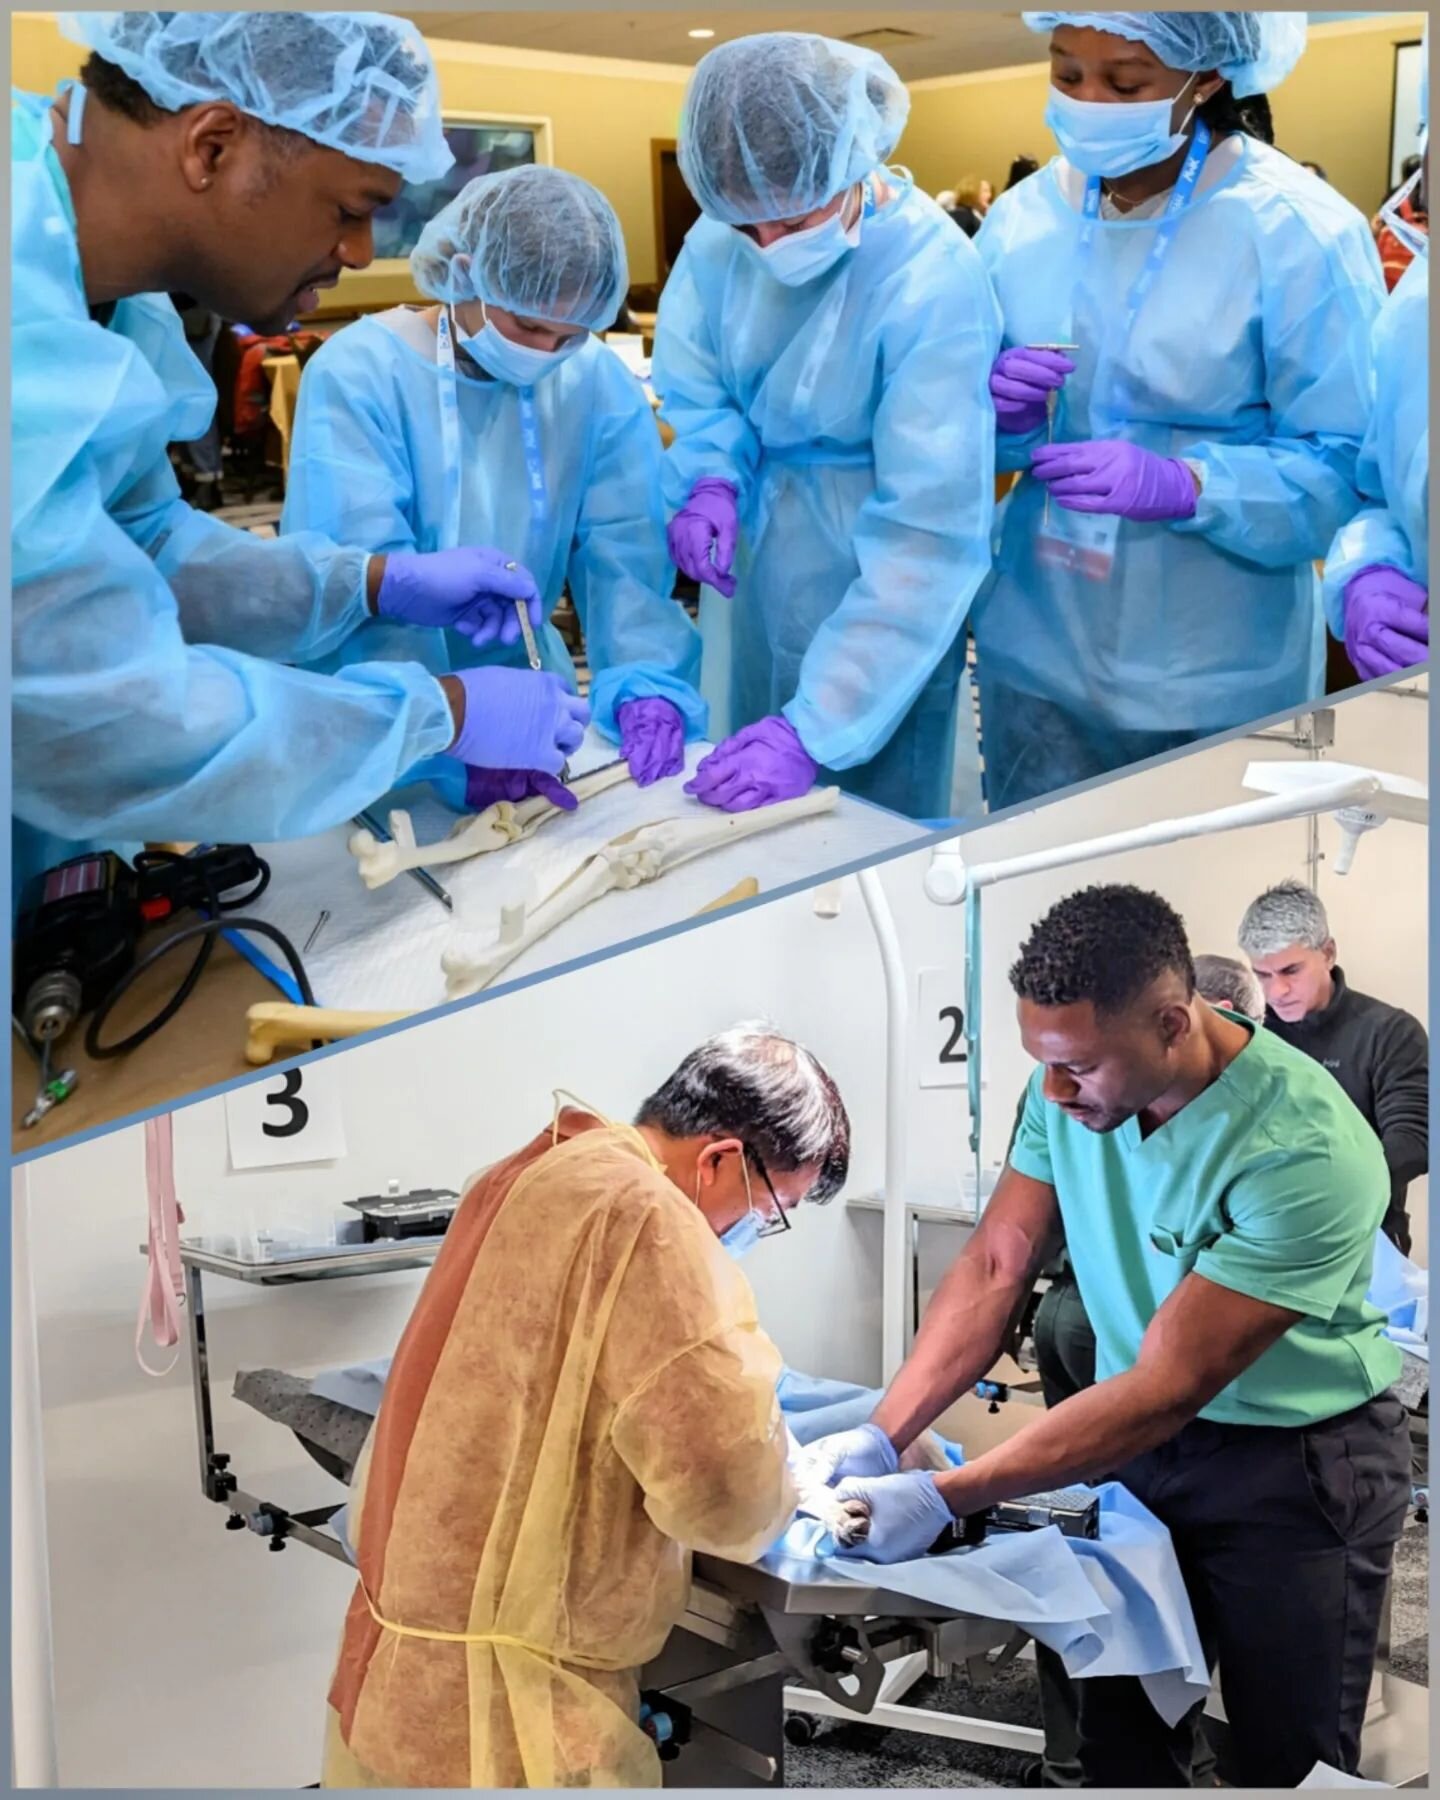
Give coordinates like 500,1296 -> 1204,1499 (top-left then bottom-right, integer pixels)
788,1511 -> 1430,1788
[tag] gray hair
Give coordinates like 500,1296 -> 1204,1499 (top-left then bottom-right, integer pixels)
1237,879 -> 1331,958
635,1021 -> 851,1202
1193,953 -> 1267,1024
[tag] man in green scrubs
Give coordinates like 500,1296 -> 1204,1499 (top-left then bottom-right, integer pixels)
809,884 -> 1409,1787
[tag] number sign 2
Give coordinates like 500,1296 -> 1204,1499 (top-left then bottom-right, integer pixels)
919,967 -> 969,1091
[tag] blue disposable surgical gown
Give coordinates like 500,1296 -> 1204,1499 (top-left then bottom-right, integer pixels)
11,90 -> 455,891
1323,250 -> 1429,631
281,309 -> 706,748
974,138 -> 1384,809
652,181 -> 1000,821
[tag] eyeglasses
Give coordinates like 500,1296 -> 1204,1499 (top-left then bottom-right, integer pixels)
748,1149 -> 792,1238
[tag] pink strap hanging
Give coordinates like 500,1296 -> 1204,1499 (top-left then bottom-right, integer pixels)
136,1114 -> 186,1377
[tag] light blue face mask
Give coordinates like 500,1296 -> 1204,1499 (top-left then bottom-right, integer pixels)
699,1151 -> 762,1260
1045,75 -> 1199,181
719,1209 -> 763,1260
458,301 -> 587,386
739,190 -> 863,287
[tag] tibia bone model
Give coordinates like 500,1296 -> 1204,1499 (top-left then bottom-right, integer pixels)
442,788 -> 840,999
348,762 -> 634,891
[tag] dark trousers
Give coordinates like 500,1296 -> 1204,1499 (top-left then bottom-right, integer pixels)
1031,1277 -> 1409,1787
1032,1277 -> 1121,1789
1076,1395 -> 1410,1787
1382,1203 -> 1412,1258
977,678 -> 1202,813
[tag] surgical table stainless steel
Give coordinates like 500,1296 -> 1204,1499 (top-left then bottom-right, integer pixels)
171,1237 -> 1428,1787
172,1236 -> 1054,1783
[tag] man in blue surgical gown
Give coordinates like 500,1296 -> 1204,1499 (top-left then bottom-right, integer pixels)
13,11 -> 588,894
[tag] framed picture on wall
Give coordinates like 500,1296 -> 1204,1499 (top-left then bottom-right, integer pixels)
1389,39 -> 1424,190
323,111 -> 554,315
371,113 -> 554,262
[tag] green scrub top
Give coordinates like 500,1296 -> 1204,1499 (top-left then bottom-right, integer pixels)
1008,1011 -> 1401,1427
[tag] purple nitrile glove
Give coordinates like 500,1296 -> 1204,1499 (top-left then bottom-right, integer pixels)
376,546 -> 544,648
1030,439 -> 1198,522
448,667 -> 589,777
684,715 -> 819,813
989,346 -> 1076,435
617,697 -> 686,786
667,477 -> 740,598
830,1471 -> 955,1563
1344,565 -> 1430,681
462,767 -> 578,813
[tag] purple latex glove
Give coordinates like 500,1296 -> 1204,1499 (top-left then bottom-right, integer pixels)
376,547 -> 544,648
684,715 -> 819,813
667,477 -> 739,598
1030,440 -> 1198,522
989,347 -> 1075,435
447,667 -> 589,777
830,1471 -> 955,1563
617,697 -> 686,787
462,767 -> 577,813
1344,565 -> 1429,681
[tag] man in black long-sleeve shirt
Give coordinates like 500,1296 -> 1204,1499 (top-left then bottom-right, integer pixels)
1240,879 -> 1429,1253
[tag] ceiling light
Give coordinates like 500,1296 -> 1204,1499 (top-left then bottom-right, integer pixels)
843,27 -> 928,49
688,28 -> 715,39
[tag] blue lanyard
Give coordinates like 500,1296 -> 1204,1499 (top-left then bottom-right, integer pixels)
516,386 -> 549,529
433,307 -> 465,550
1078,118 -> 1212,338
434,306 -> 549,554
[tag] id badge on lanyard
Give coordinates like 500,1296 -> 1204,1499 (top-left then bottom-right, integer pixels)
435,306 -> 549,556
1037,120 -> 1211,582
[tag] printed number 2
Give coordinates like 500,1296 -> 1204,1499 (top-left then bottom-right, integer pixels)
262,1068 -> 310,1139
938,1006 -> 967,1065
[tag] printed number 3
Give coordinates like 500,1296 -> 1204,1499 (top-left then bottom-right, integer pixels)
938,1006 -> 967,1065
262,1068 -> 310,1138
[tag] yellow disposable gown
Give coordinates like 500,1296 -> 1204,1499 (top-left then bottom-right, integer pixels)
322,1108 -> 793,1788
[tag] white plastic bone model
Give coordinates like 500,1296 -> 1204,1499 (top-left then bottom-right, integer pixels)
347,762 -> 634,891
442,787 -> 841,1000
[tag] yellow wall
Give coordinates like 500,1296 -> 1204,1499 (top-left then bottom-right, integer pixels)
11,13 -> 688,304
902,13 -> 1426,219
14,9 -> 1423,299
424,53 -> 685,290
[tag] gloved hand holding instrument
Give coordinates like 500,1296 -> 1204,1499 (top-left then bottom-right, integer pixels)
372,546 -> 545,647
990,346 -> 1076,436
